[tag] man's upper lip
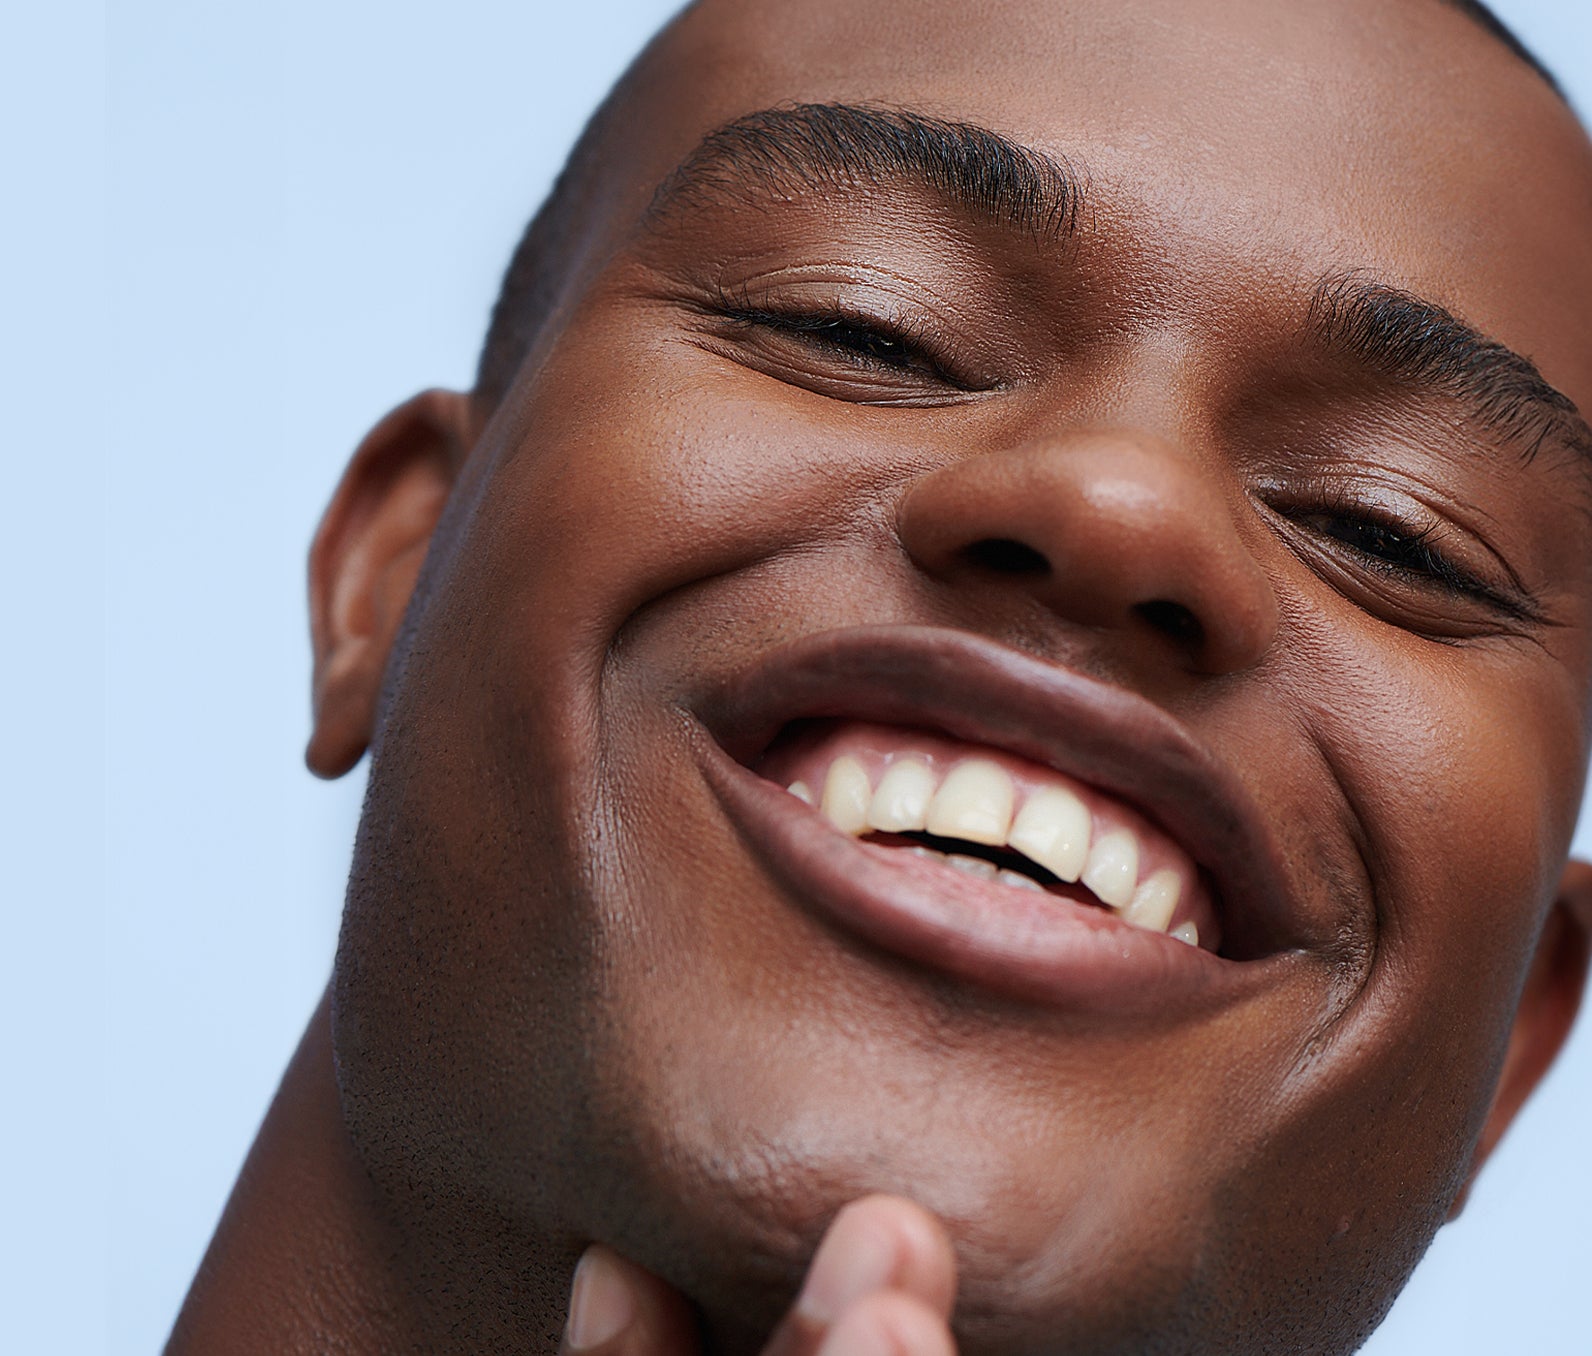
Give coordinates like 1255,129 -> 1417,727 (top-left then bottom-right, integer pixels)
691,624 -> 1298,958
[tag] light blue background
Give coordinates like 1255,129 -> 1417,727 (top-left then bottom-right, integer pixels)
11,2 -> 1588,1352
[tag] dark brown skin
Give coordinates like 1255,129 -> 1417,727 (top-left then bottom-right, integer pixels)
171,1 -> 1592,1353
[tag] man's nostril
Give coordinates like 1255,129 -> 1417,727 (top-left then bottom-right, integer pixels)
962,538 -> 1050,576
1135,599 -> 1204,647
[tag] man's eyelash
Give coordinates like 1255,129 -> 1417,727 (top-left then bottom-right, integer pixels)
742,310 -> 916,358
1285,497 -> 1532,617
707,291 -> 962,383
1321,514 -> 1460,583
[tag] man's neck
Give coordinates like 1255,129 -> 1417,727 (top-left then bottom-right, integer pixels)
165,988 -> 413,1351
167,987 -> 571,1354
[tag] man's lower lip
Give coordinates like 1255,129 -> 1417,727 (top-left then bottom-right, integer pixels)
694,736 -> 1279,1015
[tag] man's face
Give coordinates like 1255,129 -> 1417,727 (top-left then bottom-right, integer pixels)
328,1 -> 1592,1351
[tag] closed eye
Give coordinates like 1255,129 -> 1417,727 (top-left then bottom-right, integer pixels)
1295,512 -> 1469,589
1274,499 -> 1541,624
737,309 -> 936,371
709,296 -> 992,393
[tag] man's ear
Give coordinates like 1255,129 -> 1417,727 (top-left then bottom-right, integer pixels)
305,389 -> 472,779
1450,858 -> 1592,1216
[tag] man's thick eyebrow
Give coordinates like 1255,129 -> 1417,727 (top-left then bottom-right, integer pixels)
644,102 -> 1084,243
1306,274 -> 1592,465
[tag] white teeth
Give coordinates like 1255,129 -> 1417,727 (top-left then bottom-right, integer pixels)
946,853 -> 998,880
925,759 -> 1015,846
998,867 -> 1045,892
906,842 -> 1044,895
1081,829 -> 1139,909
1006,786 -> 1091,883
865,759 -> 936,833
820,756 -> 872,835
804,753 -> 1186,926
1120,868 -> 1180,933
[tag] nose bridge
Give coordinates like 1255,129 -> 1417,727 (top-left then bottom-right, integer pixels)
897,429 -> 1278,676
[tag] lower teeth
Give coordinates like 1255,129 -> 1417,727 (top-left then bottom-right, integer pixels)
910,844 -> 1043,892
946,853 -> 998,881
896,842 -> 1192,942
997,867 -> 1044,892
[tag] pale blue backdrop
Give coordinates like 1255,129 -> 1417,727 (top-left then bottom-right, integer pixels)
10,2 -> 1588,1352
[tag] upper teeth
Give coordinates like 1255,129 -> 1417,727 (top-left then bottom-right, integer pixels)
1008,787 -> 1091,883
924,759 -> 1013,845
868,759 -> 938,833
819,755 -> 872,835
1081,829 -> 1138,909
795,754 -> 1198,944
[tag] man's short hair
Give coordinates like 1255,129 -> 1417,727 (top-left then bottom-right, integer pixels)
1446,0 -> 1565,97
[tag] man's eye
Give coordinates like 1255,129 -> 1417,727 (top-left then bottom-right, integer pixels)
1257,483 -> 1542,631
799,318 -> 922,368
1291,507 -> 1522,609
1301,513 -> 1447,577
720,304 -> 956,383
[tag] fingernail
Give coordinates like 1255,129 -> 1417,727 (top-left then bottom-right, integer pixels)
566,1246 -> 636,1350
796,1216 -> 898,1327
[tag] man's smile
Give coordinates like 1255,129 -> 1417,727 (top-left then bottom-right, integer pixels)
690,625 -> 1320,1013
764,722 -> 1216,949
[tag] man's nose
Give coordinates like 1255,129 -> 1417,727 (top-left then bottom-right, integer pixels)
897,433 -> 1278,676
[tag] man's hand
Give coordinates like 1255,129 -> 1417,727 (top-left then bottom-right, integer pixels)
559,1195 -> 959,1356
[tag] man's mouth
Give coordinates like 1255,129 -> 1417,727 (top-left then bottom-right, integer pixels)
758,721 -> 1216,951
688,626 -> 1306,1011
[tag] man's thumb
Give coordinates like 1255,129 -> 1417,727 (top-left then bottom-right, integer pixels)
561,1245 -> 700,1356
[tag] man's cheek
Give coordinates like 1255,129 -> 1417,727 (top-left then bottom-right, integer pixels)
1271,636 -> 1573,1167
1349,663 -> 1570,968
493,318 -> 915,636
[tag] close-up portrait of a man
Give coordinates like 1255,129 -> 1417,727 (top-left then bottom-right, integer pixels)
69,1 -> 1592,1354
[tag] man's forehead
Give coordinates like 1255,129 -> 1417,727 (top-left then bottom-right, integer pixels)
653,0 -> 1584,225
665,0 -> 1562,142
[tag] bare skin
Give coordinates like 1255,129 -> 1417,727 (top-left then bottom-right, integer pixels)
173,1 -> 1592,1353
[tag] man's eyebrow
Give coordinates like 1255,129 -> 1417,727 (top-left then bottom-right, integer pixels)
1306,273 -> 1592,465
644,102 -> 1085,243
641,114 -> 1590,470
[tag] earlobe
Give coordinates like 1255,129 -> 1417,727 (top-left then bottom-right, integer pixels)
305,389 -> 472,779
1450,858 -> 1592,1217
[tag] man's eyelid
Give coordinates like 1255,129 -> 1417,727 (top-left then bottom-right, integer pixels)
1253,472 -> 1516,577
636,245 -> 1035,380
681,322 -> 997,409
1252,484 -> 1545,624
715,299 -> 1000,391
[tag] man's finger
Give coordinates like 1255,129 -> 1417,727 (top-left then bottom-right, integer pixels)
766,1195 -> 958,1356
560,1197 -> 958,1356
561,1244 -> 700,1356
815,1292 -> 958,1356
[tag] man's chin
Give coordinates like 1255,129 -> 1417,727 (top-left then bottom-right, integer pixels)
569,1094 -> 1427,1356
568,1118 -> 1164,1356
